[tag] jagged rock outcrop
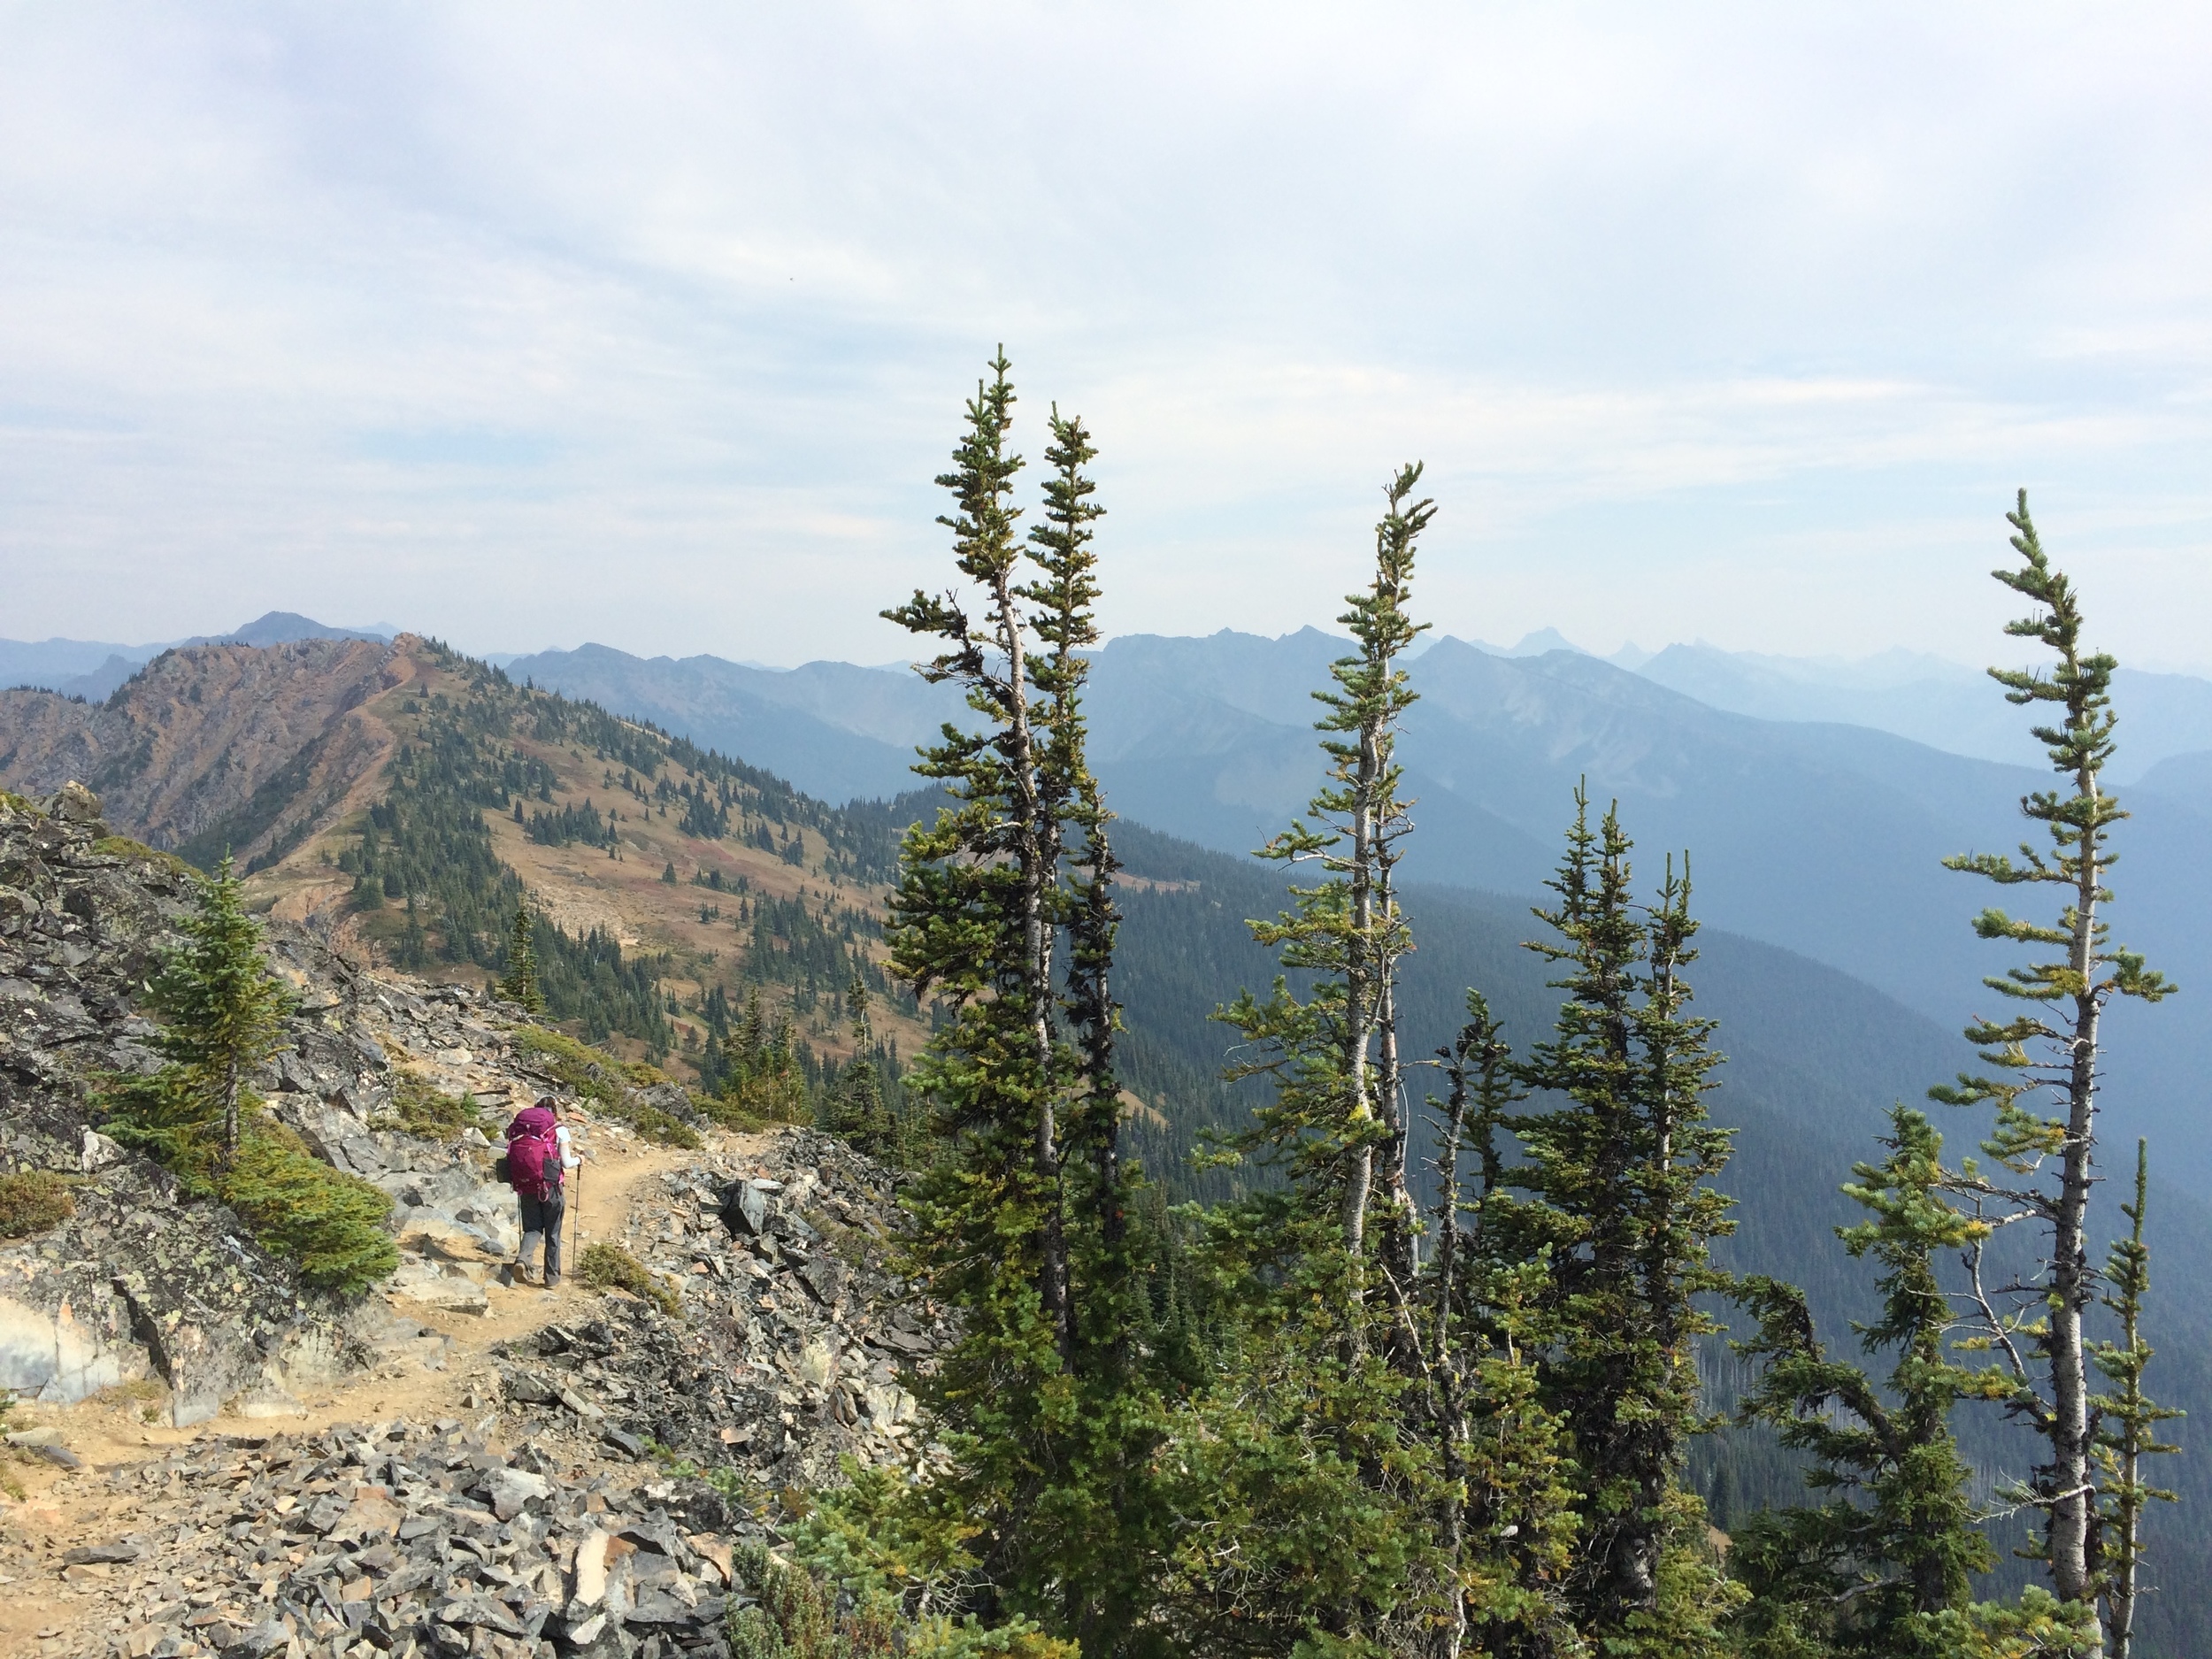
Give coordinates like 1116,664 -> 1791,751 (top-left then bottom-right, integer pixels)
0,787 -> 380,1423
0,787 -> 603,1422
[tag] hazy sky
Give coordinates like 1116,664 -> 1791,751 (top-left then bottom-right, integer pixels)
4,5 -> 2208,668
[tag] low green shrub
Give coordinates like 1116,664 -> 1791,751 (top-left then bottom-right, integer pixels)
92,834 -> 191,876
629,1105 -> 703,1148
104,1083 -> 398,1296
727,1542 -> 901,1659
725,1537 -> 1077,1659
378,1071 -> 481,1138
216,1126 -> 398,1294
0,1171 -> 76,1239
577,1241 -> 684,1317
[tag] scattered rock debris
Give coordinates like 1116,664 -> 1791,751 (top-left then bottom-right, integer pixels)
42,1416 -> 753,1659
495,1129 -> 952,1489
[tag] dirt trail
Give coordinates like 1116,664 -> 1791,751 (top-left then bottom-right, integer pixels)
0,1131 -> 765,1659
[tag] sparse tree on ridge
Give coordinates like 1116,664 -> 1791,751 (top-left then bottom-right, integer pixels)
1932,491 -> 2174,1637
147,854 -> 294,1164
1163,465 -> 1444,1652
1217,461 -> 1432,1339
876,352 -> 1158,1644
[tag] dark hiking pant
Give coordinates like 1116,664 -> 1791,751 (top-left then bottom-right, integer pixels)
519,1188 -> 565,1283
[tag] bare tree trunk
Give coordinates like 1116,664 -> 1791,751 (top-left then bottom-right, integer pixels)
993,573 -> 1071,1363
2049,774 -> 2103,1614
221,1053 -> 241,1165
1375,827 -> 1418,1338
1341,722 -> 1379,1274
1430,1053 -> 1471,1659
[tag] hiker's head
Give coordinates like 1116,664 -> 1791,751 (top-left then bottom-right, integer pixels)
537,1095 -> 560,1118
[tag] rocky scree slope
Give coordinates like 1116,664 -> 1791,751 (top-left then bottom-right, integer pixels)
49,1415 -> 754,1659
0,780 -> 561,1423
0,780 -> 373,1426
491,1130 -> 951,1490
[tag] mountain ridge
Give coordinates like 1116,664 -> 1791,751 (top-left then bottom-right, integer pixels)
5,630 -> 2211,1647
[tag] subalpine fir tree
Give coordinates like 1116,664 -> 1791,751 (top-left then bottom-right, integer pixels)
146,854 -> 294,1164
2089,1144 -> 2179,1659
877,353 -> 1156,1644
1510,793 -> 1737,1647
1932,492 -> 2172,1632
106,856 -> 397,1294
497,901 -> 546,1016
1159,469 -> 1448,1652
1421,993 -> 1583,1658
1217,461 -> 1431,1333
1732,1107 -> 2000,1658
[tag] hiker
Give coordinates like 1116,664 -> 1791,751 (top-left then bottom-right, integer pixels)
504,1096 -> 575,1287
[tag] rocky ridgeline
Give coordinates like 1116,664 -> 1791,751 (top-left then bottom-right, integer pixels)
0,780 -> 349,1424
493,1131 -> 950,1489
50,1417 -> 752,1659
0,781 -> 520,1417
0,783 -> 803,1425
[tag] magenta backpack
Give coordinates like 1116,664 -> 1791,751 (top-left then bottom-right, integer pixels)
503,1105 -> 562,1200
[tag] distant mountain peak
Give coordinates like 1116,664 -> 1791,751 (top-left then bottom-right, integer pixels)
1457,627 -> 1589,659
218,611 -> 393,648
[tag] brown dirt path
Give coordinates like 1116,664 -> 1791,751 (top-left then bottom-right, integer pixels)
0,1129 -> 769,1659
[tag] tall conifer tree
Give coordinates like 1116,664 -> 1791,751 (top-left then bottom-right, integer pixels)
1510,793 -> 1736,1646
1217,462 -> 1432,1332
880,354 -> 1155,1644
1164,466 -> 1438,1652
1932,492 -> 2173,1631
1732,1107 -> 2000,1657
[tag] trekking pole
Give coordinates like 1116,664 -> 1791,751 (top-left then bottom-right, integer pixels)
572,1150 -> 584,1263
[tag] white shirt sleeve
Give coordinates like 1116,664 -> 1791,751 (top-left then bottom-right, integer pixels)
557,1124 -> 579,1169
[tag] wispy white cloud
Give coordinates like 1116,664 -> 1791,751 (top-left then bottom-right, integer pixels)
0,3 -> 2208,667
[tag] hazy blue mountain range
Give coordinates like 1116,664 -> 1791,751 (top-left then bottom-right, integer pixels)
1626,639 -> 2212,777
0,612 -> 394,701
1423,629 -> 2212,775
12,624 -> 2209,1640
503,643 -> 967,807
509,629 -> 2212,1188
